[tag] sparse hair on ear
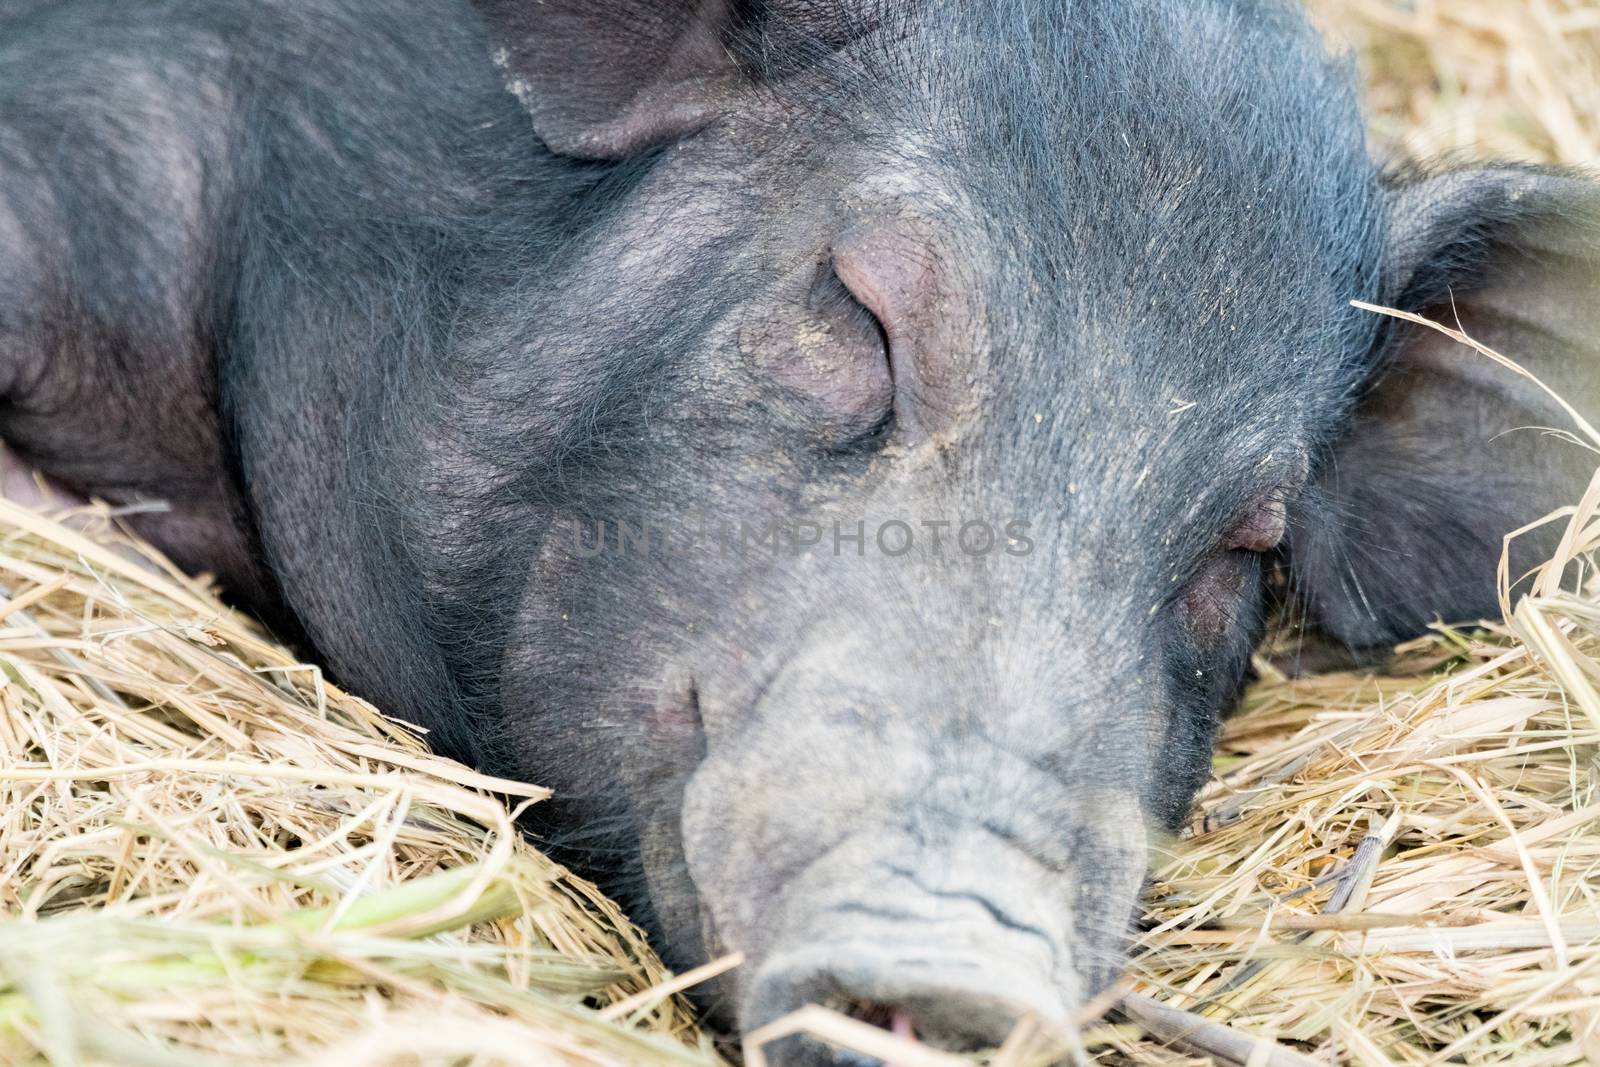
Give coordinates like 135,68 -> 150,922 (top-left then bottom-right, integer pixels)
470,0 -> 741,159
1292,165 -> 1600,648
469,0 -> 882,160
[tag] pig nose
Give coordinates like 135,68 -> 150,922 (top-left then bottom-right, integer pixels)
746,946 -> 1071,1065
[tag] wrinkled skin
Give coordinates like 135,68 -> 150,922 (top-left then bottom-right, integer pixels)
1,0 -> 1598,1057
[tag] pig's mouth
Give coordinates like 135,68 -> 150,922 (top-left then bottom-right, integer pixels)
836,1004 -> 926,1067
845,1003 -> 911,1033
849,1003 -> 922,1052
733,920 -> 1079,1062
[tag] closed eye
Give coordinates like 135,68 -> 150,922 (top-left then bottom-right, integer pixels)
809,257 -> 892,370
1176,493 -> 1292,640
806,257 -> 897,450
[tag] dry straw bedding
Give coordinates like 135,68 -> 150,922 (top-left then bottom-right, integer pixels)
0,501 -> 718,1067
2,2 -> 1599,1065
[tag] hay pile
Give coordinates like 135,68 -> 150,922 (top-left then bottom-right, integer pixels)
1,3 -> 1598,1066
0,500 -> 718,1066
1306,0 -> 1600,166
1107,588 -> 1600,1063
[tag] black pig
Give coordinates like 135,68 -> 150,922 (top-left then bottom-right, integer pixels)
1,0 -> 1596,1057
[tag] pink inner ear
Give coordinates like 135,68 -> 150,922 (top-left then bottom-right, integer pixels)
488,0 -> 739,161
1228,496 -> 1288,553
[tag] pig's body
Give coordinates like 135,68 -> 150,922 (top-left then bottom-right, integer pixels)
2,0 -> 1596,1057
0,0 -> 552,746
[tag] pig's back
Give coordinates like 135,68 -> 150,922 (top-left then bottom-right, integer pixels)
0,0 -> 549,640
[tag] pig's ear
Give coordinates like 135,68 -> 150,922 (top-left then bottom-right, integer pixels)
1292,167 -> 1600,649
471,0 -> 741,160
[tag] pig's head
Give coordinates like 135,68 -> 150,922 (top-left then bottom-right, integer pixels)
423,0 -> 1600,1055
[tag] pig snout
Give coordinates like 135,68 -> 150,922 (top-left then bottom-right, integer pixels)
739,827 -> 1082,1063
683,642 -> 1151,1056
